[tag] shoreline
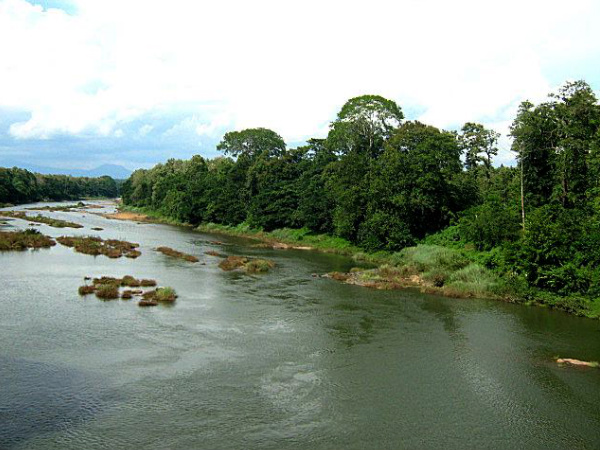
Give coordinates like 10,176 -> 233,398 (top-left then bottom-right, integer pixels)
109,205 -> 600,319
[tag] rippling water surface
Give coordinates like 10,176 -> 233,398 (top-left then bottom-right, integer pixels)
1,201 -> 600,450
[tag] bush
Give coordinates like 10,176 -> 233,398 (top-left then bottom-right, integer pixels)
457,200 -> 521,251
95,284 -> 119,300
357,212 -> 414,252
423,263 -> 503,298
155,287 -> 177,302
245,258 -> 275,273
397,245 -> 470,273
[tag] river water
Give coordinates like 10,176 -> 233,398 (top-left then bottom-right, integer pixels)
1,201 -> 599,450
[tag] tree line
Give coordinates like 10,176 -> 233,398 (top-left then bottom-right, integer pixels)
0,167 -> 119,205
122,81 -> 600,306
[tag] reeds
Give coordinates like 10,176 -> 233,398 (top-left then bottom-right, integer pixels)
155,246 -> 199,263
0,229 -> 56,251
58,236 -> 141,258
0,211 -> 83,228
77,275 -> 175,307
217,255 -> 275,273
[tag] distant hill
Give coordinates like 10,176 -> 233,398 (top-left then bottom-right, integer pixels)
0,162 -> 132,179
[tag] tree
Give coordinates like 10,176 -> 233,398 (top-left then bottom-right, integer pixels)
510,100 -> 558,208
216,128 -> 286,160
551,80 -> 600,207
459,122 -> 499,178
327,94 -> 404,157
364,121 -> 464,249
326,95 -> 404,241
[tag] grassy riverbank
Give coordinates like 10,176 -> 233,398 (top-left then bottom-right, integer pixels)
118,206 -> 600,318
198,223 -> 600,318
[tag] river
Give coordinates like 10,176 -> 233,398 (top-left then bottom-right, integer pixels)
1,201 -> 599,450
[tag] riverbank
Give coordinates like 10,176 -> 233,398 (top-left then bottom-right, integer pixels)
117,205 -> 600,319
107,206 -> 190,226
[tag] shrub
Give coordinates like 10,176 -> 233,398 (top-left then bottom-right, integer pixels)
95,284 -> 119,300
121,275 -> 141,287
245,258 -> 275,273
78,285 -> 95,295
155,287 -> 177,302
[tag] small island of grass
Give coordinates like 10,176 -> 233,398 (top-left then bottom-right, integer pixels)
0,211 -> 84,228
78,275 -> 175,307
58,236 -> 141,259
0,229 -> 56,251
155,246 -> 199,263
218,255 -> 275,273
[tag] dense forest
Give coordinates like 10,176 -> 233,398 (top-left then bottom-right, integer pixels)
0,167 -> 118,205
122,80 -> 600,314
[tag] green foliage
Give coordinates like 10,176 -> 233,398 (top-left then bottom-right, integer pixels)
459,122 -> 499,177
457,199 -> 521,250
396,245 -> 470,273
0,167 -> 118,205
445,263 -> 504,297
119,82 -> 600,317
217,128 -> 286,159
370,121 -> 467,240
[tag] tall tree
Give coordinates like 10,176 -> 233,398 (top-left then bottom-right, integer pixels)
459,122 -> 499,178
217,128 -> 286,160
551,80 -> 600,207
326,95 -> 404,240
510,100 -> 558,208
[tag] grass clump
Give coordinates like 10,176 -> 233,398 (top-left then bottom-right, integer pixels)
78,285 -> 95,295
78,275 -> 178,306
95,283 -> 120,300
156,246 -> 199,263
26,204 -> 83,212
396,245 -> 470,273
218,255 -> 249,271
93,276 -> 121,285
0,229 -> 56,251
0,211 -> 83,228
217,255 -> 276,273
57,236 -> 141,259
121,275 -> 141,287
137,288 -> 177,306
245,258 -> 275,273
155,287 -> 177,302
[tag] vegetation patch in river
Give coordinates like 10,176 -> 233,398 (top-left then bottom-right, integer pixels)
141,287 -> 177,303
0,211 -> 84,228
78,285 -> 95,295
218,255 -> 275,273
0,229 -> 56,251
26,202 -> 107,212
58,236 -> 141,259
155,246 -> 199,263
78,275 -> 173,306
95,284 -> 120,300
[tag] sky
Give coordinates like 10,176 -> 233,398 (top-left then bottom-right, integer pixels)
0,0 -> 599,172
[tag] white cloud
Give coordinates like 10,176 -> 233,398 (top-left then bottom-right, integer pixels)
138,124 -> 153,136
0,0 -> 599,160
